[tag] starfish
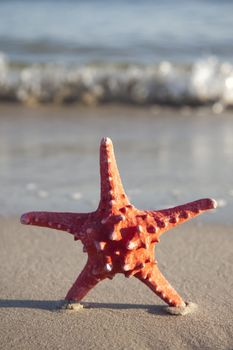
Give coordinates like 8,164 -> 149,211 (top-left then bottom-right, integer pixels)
21,137 -> 217,310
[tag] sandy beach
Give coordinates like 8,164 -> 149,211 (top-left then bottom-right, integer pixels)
1,217 -> 233,350
0,104 -> 233,349
1,0 -> 233,348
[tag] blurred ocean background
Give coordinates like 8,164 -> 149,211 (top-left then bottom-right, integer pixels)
0,0 -> 233,219
0,0 -> 233,106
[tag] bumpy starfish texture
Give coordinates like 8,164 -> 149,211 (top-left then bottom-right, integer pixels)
21,137 -> 217,309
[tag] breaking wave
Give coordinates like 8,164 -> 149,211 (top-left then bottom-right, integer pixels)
0,53 -> 233,108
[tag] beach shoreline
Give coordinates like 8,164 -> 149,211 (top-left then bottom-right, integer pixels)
0,103 -> 232,220
0,104 -> 233,349
1,0 -> 233,347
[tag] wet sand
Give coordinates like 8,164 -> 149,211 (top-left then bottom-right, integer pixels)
0,104 -> 233,220
0,104 -> 233,349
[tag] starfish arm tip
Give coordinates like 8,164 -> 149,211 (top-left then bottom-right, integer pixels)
101,137 -> 112,146
198,198 -> 218,211
165,302 -> 198,316
20,213 -> 30,225
209,198 -> 218,209
20,211 -> 87,234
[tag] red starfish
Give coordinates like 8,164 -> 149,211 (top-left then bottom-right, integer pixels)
21,137 -> 217,309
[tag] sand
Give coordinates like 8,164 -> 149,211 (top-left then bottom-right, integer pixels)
0,104 -> 233,349
1,217 -> 233,350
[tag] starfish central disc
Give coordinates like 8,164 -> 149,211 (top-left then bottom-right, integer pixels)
20,137 -> 217,308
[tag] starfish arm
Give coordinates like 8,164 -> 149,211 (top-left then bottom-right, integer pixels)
150,198 -> 217,235
135,264 -> 185,307
65,262 -> 103,302
99,137 -> 130,210
20,211 -> 89,237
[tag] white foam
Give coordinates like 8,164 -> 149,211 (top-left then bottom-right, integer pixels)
0,55 -> 233,107
70,192 -> 82,200
216,198 -> 227,208
37,190 -> 49,198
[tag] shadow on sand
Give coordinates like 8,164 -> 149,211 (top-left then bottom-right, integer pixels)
0,299 -> 169,315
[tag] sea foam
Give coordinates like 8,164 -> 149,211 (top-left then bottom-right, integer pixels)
0,53 -> 233,108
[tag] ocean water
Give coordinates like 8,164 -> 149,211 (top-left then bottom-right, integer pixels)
0,0 -> 233,106
0,105 -> 232,222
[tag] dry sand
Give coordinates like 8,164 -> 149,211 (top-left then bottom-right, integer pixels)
1,216 -> 233,350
